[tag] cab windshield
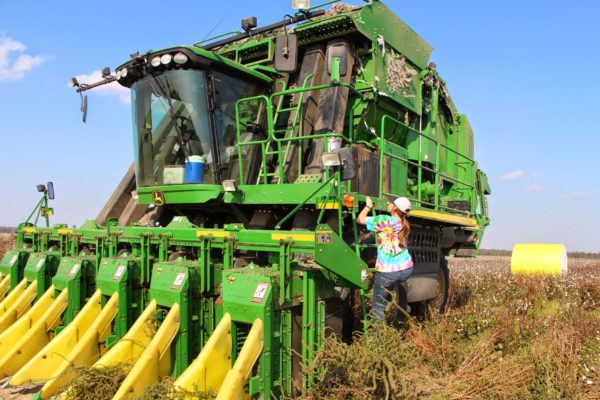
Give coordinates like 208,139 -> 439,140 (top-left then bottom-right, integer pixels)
131,69 -> 263,187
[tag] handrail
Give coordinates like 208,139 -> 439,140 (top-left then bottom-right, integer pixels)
233,81 -> 362,186
379,115 -> 477,215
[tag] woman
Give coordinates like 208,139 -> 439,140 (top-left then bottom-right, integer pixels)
357,196 -> 413,321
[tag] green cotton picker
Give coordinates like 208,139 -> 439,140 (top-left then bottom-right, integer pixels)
0,1 -> 493,398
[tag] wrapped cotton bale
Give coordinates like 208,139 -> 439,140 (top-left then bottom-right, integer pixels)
511,244 -> 568,276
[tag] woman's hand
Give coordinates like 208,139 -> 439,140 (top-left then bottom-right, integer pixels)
357,196 -> 374,225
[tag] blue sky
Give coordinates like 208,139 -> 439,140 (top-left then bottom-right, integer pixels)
0,1 -> 598,251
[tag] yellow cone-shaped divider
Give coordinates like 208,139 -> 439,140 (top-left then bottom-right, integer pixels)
0,279 -> 38,334
175,313 -> 232,398
216,318 -> 263,400
511,243 -> 568,276
0,286 -> 68,378
61,300 -> 162,400
110,303 -> 180,399
11,290 -> 119,398
0,274 -> 10,302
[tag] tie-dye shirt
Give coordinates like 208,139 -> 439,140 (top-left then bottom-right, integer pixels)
366,215 -> 413,272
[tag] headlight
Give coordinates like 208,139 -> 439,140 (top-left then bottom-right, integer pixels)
119,68 -> 128,79
116,70 -> 122,79
151,56 -> 161,67
173,52 -> 188,65
160,54 -> 173,65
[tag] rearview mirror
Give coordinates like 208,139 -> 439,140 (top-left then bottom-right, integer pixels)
81,95 -> 88,123
275,34 -> 298,72
47,182 -> 55,200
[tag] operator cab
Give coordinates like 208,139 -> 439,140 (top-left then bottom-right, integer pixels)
116,47 -> 270,188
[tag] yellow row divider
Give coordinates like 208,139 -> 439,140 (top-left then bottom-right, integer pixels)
216,318 -> 264,400
11,290 -> 119,398
175,313 -> 233,398
0,286 -> 68,378
111,303 -> 180,399
61,300 -> 159,399
0,278 -> 28,320
0,274 -> 10,302
0,279 -> 38,334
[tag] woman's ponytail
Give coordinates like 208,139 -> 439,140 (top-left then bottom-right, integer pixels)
398,213 -> 410,247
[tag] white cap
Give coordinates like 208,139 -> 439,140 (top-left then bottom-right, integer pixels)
393,197 -> 411,213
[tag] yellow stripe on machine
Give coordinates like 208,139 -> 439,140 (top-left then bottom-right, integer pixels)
409,209 -> 478,227
57,228 -> 73,235
196,230 -> 231,238
175,313 -> 233,398
22,227 -> 36,233
11,290 -> 119,398
316,201 -> 339,210
271,233 -> 315,242
0,286 -> 68,378
111,303 -> 180,399
216,318 -> 264,400
0,279 -> 38,334
0,274 -> 10,302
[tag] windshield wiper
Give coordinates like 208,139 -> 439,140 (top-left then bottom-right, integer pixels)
142,66 -> 190,163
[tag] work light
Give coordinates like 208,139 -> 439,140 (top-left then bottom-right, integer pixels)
292,0 -> 310,9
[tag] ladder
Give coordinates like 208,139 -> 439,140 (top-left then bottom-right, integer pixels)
257,73 -> 315,184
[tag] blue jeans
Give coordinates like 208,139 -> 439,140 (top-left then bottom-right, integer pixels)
372,268 -> 413,321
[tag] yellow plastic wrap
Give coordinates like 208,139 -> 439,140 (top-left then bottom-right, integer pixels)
511,244 -> 568,276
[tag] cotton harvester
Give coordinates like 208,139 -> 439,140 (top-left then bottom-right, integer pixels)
0,1 -> 492,398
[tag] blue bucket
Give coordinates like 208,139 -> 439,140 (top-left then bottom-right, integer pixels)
184,156 -> 205,184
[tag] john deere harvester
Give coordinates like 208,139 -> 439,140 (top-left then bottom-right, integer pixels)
0,1 -> 491,398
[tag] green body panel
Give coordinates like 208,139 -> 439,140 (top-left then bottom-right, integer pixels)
96,257 -> 143,340
314,225 -> 368,289
0,250 -> 29,289
23,252 -> 60,299
353,2 -> 432,70
52,256 -> 96,324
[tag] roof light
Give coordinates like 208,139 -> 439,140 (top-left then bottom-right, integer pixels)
160,54 -> 173,65
292,0 -> 310,9
173,52 -> 188,65
151,56 -> 161,67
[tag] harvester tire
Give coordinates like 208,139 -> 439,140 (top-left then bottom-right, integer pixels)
427,258 -> 449,314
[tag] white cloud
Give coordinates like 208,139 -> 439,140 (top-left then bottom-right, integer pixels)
499,170 -> 524,181
524,184 -> 544,192
0,36 -> 46,81
560,191 -> 587,200
69,70 -> 130,104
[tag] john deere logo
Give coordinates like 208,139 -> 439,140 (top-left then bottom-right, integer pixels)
152,190 -> 165,205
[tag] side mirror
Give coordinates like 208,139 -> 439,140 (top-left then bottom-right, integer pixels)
321,148 -> 356,181
335,147 -> 356,181
81,95 -> 88,123
47,182 -> 55,200
275,33 -> 298,72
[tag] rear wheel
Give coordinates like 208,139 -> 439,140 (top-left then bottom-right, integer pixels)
427,257 -> 449,313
